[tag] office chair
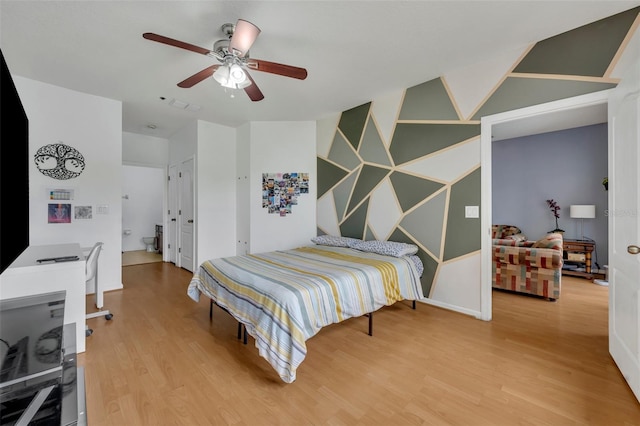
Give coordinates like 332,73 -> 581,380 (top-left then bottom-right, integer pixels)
85,242 -> 113,336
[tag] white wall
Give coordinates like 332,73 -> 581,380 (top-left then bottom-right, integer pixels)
248,121 -> 317,254
169,121 -> 197,162
121,165 -> 164,252
195,120 -> 237,265
15,76 -> 123,294
122,131 -> 168,167
236,124 -> 251,255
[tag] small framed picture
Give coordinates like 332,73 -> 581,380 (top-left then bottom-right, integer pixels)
48,203 -> 71,224
74,205 -> 92,220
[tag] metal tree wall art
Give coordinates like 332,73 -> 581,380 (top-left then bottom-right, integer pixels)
34,142 -> 85,180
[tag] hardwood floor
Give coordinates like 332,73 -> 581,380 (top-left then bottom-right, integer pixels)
80,263 -> 640,425
122,250 -> 163,266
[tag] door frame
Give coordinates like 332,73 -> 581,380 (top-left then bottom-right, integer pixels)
479,89 -> 612,321
121,161 -> 168,257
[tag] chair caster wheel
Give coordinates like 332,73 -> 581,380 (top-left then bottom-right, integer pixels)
105,314 -> 113,320
86,328 -> 93,337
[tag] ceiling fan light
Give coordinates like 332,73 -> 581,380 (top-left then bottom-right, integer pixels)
213,64 -> 252,90
212,65 -> 230,86
229,64 -> 247,84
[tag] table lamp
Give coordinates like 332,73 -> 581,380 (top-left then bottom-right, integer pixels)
570,205 -> 596,241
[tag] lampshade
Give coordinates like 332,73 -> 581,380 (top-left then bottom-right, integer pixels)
570,205 -> 596,219
229,19 -> 261,57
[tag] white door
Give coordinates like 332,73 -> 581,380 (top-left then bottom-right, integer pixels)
167,164 -> 178,264
608,49 -> 640,403
179,157 -> 195,272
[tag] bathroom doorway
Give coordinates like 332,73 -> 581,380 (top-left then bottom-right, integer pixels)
122,164 -> 164,266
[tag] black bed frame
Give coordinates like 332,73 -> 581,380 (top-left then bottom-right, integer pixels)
209,298 -> 417,344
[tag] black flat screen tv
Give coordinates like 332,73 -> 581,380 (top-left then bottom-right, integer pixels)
1,49 -> 30,274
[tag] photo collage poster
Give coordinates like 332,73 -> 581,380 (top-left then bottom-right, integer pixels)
262,172 -> 309,217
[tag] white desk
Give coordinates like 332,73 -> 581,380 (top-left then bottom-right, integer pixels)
0,243 -> 86,352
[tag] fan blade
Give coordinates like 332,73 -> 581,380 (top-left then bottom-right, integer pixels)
143,32 -> 212,56
246,59 -> 307,80
229,19 -> 261,57
178,65 -> 219,88
244,72 -> 265,102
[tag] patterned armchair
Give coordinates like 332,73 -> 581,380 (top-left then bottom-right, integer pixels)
492,225 -> 563,301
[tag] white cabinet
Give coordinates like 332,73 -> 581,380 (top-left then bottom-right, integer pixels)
0,244 -> 86,352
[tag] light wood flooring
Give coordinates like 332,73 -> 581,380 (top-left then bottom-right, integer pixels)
121,250 -> 163,266
80,264 -> 640,425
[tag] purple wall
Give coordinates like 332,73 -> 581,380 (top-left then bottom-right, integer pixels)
492,123 -> 608,266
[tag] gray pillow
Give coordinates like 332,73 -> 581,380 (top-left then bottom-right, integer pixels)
311,235 -> 361,247
350,240 -> 419,257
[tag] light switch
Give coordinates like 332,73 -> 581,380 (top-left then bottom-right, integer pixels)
465,205 -> 479,218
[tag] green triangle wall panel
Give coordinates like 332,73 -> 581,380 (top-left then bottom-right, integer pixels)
418,251 -> 439,298
387,228 -> 437,296
472,77 -> 616,120
328,131 -> 361,171
333,171 -> 358,222
443,168 -> 481,261
340,198 -> 369,239
346,165 -> 391,214
338,102 -> 371,151
360,119 -> 392,166
398,78 -> 459,120
388,228 -> 414,245
400,190 -> 447,258
317,158 -> 348,199
389,123 -> 480,165
365,226 -> 376,241
389,172 -> 444,212
513,7 -> 640,77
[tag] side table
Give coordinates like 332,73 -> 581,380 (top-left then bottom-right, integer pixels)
562,238 -> 595,280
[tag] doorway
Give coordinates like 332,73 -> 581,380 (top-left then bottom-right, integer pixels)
121,164 -> 165,266
479,90 -> 612,320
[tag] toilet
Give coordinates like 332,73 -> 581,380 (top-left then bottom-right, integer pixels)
142,237 -> 156,252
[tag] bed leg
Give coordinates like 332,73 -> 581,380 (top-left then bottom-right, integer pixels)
368,313 -> 373,336
210,299 -> 213,319
237,323 -> 247,344
412,300 -> 416,310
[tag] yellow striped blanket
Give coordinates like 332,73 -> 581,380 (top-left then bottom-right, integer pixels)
187,245 -> 424,383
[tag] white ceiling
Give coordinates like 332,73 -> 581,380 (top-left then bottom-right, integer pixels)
1,1 -> 637,140
491,102 -> 608,141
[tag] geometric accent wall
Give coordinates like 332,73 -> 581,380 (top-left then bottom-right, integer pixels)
317,7 -> 640,301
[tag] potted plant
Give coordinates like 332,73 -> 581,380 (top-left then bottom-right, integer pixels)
603,177 -> 608,191
546,199 -> 564,233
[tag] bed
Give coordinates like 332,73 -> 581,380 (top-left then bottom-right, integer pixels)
187,241 -> 424,383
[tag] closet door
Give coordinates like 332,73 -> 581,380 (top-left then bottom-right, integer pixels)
178,157 -> 195,272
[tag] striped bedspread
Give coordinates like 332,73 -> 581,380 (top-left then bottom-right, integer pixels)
187,245 -> 424,383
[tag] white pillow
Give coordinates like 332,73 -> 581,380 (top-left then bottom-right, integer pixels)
506,233 -> 527,242
311,235 -> 361,247
350,240 -> 419,257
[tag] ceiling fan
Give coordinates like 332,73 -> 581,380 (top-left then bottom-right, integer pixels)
143,19 -> 308,101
